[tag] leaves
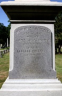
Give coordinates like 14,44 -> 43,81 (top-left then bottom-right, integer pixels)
55,12 -> 62,53
0,23 -> 10,47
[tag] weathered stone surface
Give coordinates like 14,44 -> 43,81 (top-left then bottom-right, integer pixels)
0,90 -> 62,96
0,50 -> 3,58
9,26 -> 56,79
1,2 -> 62,21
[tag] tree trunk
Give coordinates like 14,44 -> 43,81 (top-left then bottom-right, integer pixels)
55,48 -> 57,54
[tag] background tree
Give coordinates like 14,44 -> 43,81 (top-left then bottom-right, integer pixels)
0,23 -> 10,48
55,12 -> 62,54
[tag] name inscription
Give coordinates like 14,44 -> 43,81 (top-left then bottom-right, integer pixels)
9,25 -> 55,79
15,26 -> 50,55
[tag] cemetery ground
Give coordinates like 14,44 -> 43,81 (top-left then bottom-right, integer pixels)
0,53 -> 62,88
0,53 -> 9,88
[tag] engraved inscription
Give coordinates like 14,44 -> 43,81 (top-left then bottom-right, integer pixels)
9,26 -> 56,79
15,26 -> 50,55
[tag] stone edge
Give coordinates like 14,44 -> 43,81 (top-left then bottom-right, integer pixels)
0,1 -> 62,6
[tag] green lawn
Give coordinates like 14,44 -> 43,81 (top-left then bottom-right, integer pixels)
55,54 -> 62,82
0,53 -> 9,88
0,53 -> 62,88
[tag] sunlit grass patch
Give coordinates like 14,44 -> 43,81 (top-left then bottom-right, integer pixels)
0,53 -> 9,88
55,54 -> 62,82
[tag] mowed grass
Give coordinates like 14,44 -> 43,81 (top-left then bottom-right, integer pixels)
0,53 -> 62,88
55,54 -> 62,82
0,53 -> 9,88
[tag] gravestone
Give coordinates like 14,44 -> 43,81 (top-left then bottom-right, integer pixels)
0,0 -> 62,96
9,26 -> 56,79
0,44 -> 1,49
0,50 -> 3,58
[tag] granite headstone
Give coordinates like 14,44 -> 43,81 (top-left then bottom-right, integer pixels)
9,26 -> 56,79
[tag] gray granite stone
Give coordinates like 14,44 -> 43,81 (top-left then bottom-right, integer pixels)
9,26 -> 56,79
1,2 -> 62,21
0,90 -> 62,96
0,50 -> 3,58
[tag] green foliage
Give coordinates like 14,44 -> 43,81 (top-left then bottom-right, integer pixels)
55,12 -> 62,53
0,23 -> 10,47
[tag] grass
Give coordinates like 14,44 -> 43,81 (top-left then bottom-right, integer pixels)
55,54 -> 62,82
0,47 -> 9,50
0,53 -> 9,88
0,53 -> 62,88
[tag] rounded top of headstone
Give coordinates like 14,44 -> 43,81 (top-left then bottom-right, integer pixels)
15,0 -> 50,2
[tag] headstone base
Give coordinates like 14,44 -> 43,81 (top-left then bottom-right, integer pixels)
0,78 -> 62,96
0,90 -> 62,96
